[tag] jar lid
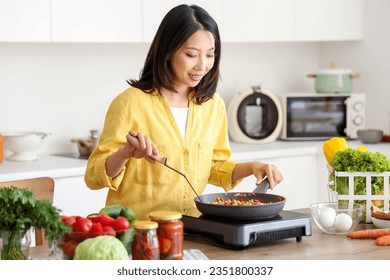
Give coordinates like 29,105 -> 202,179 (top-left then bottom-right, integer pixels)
149,210 -> 182,221
134,221 -> 158,230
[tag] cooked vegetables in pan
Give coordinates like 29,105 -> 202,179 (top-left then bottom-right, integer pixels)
210,193 -> 273,206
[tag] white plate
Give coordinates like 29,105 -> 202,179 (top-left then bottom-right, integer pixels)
371,215 -> 390,229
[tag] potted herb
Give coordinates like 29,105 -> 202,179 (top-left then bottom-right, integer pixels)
0,186 -> 71,260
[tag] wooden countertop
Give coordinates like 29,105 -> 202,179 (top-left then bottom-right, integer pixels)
29,209 -> 389,260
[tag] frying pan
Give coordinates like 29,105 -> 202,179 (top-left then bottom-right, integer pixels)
126,134 -> 286,221
194,178 -> 286,221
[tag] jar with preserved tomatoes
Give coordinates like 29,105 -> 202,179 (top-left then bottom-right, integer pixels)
131,221 -> 160,260
149,210 -> 184,260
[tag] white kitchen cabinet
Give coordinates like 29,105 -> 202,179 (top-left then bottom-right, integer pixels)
53,176 -> 108,217
295,0 -> 365,41
51,0 -> 142,42
142,0 -> 222,43
0,0 -> 51,42
219,0 -> 295,42
142,0 -> 295,43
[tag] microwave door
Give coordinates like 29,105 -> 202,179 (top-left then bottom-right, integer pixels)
286,97 -> 347,139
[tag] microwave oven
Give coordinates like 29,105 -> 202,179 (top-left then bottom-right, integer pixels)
279,93 -> 365,140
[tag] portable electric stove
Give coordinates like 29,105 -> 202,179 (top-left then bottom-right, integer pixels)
182,210 -> 312,249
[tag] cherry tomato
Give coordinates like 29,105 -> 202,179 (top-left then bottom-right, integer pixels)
61,216 -> 76,227
90,222 -> 104,237
72,217 -> 93,235
112,216 -> 130,234
158,237 -> 172,254
103,225 -> 116,236
61,239 -> 78,259
95,214 -> 115,227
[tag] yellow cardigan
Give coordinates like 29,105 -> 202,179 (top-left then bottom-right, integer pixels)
84,87 -> 240,220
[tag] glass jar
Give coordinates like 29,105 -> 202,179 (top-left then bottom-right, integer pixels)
149,210 -> 184,260
131,221 -> 159,260
0,230 -> 31,260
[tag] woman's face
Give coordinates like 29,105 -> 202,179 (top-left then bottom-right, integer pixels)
170,30 -> 215,93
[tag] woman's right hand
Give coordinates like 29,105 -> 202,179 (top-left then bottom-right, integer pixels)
124,131 -> 160,164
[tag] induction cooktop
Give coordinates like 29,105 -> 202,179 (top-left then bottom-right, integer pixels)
182,210 -> 312,249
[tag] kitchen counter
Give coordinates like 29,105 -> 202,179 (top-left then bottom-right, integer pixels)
0,154 -> 87,181
28,209 -> 388,260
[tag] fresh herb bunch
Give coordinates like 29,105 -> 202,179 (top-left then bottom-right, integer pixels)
0,186 -> 71,245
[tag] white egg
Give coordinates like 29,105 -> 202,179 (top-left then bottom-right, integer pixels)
334,213 -> 353,232
318,207 -> 336,228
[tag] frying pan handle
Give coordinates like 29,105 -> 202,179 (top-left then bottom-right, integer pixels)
253,178 -> 270,193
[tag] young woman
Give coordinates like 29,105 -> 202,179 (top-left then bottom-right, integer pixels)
85,4 -> 283,220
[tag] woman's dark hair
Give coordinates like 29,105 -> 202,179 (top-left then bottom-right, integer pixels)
127,4 -> 221,104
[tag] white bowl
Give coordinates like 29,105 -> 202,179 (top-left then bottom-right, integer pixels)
2,131 -> 49,161
371,215 -> 390,229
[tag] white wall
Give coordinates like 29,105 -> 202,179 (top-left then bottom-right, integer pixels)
1,0 -> 388,156
0,42 -> 318,155
319,0 -> 390,134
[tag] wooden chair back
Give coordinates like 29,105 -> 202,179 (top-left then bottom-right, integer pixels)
0,177 -> 55,246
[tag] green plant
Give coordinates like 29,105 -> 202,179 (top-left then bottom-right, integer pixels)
0,186 -> 71,259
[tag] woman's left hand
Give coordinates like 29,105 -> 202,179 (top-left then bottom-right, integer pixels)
233,161 -> 284,190
251,162 -> 283,190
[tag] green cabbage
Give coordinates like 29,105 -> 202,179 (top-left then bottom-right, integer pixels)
74,235 -> 129,260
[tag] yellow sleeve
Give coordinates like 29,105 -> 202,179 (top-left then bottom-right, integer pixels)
84,92 -> 131,191
207,94 -> 242,191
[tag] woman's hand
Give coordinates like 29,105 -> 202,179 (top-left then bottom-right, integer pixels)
124,131 -> 160,164
105,131 -> 160,178
232,161 -> 284,190
251,162 -> 283,190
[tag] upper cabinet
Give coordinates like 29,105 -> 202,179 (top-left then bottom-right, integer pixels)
142,0 -> 364,43
0,0 -> 365,43
0,0 -> 51,42
296,0 -> 365,41
51,0 -> 142,42
219,0 -> 295,42
142,0 -> 222,42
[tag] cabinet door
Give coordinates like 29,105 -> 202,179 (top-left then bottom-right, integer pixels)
219,0 -> 295,42
51,0 -> 142,42
296,0 -> 365,41
142,0 -> 222,43
53,177 -> 108,217
0,0 -> 51,42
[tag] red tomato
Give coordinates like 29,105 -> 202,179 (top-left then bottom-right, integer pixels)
62,216 -> 76,227
90,222 -> 104,237
158,237 -> 172,254
61,239 -> 78,259
103,225 -> 116,237
96,214 -> 115,227
72,217 -> 93,235
112,216 -> 130,234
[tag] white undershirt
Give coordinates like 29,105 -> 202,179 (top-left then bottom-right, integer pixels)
169,107 -> 189,139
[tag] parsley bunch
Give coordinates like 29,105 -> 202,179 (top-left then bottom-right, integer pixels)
0,186 -> 71,245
